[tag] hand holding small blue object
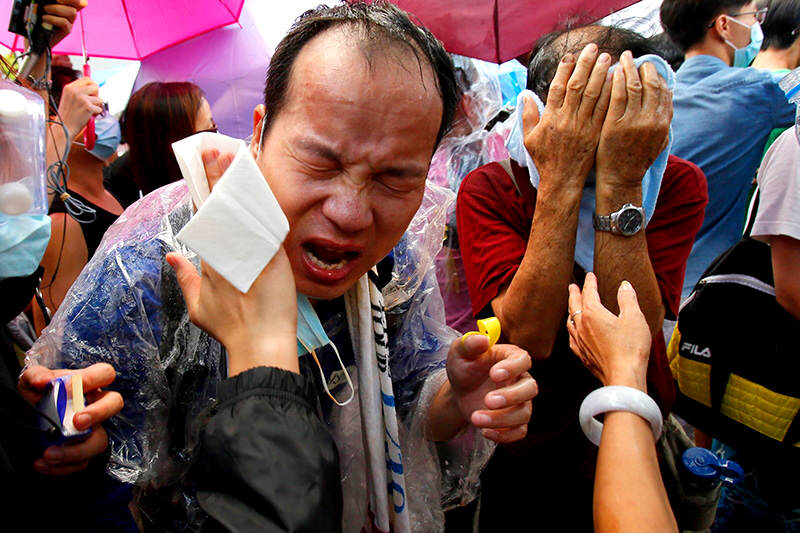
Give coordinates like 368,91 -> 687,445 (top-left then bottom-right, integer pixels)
18,362 -> 123,476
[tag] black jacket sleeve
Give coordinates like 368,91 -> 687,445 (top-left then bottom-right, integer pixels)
195,366 -> 342,533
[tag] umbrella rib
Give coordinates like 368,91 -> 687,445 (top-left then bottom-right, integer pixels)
493,0 -> 501,64
217,0 -> 241,21
120,0 -> 143,58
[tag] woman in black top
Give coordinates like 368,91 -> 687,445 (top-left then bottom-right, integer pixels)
35,70 -> 124,333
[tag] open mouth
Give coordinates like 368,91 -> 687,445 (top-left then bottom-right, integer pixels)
303,242 -> 361,271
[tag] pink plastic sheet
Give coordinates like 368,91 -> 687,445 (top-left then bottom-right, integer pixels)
0,0 -> 244,60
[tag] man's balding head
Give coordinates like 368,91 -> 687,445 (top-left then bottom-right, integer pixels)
526,25 -> 659,103
263,1 -> 458,148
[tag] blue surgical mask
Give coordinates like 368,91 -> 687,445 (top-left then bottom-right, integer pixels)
296,294 -> 354,406
0,213 -> 51,279
82,112 -> 121,161
725,18 -> 764,68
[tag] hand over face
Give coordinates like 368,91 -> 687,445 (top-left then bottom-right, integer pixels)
18,363 -> 123,475
525,43 -> 613,194
43,0 -> 87,49
57,77 -> 102,139
446,334 -> 537,443
595,52 -> 672,189
566,272 -> 651,391
166,149 -> 298,373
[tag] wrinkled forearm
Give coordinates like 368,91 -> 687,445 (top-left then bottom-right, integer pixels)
593,180 -> 664,336
494,185 -> 583,359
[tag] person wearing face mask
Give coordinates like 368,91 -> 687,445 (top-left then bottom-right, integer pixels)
160,151 -> 342,532
26,4 -> 538,531
0,40 -> 130,529
33,73 -> 124,332
753,0 -> 800,73
661,0 -> 796,303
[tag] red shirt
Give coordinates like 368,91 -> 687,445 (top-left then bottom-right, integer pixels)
457,155 -> 708,422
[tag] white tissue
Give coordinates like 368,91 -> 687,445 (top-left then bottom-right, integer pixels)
173,132 -> 289,293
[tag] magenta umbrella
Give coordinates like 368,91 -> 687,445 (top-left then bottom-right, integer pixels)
0,0 -> 244,60
382,0 -> 639,63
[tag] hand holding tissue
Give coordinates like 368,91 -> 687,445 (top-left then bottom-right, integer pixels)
168,133 -> 298,375
169,133 -> 354,397
173,132 -> 290,294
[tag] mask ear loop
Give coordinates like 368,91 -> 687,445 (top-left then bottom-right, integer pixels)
297,338 -> 355,407
256,114 -> 267,160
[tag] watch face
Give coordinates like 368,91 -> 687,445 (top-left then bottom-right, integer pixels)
616,207 -> 643,235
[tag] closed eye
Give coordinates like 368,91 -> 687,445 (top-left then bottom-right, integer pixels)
375,169 -> 426,193
292,142 -> 342,176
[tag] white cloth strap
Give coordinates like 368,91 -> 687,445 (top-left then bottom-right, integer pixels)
345,271 -> 410,533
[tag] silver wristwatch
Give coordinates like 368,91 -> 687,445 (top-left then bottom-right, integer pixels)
593,203 -> 645,236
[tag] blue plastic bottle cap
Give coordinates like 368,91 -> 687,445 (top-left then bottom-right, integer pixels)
682,447 -> 721,481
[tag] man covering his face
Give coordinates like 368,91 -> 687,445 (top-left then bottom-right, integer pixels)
456,24 -> 708,530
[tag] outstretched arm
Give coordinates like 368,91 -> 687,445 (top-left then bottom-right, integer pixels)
567,274 -> 677,533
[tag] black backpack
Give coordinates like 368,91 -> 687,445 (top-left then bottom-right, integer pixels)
668,191 -> 800,456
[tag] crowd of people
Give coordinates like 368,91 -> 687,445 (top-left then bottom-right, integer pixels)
1,0 -> 798,531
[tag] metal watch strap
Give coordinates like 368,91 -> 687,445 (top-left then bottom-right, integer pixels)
593,212 -> 613,232
593,203 -> 645,235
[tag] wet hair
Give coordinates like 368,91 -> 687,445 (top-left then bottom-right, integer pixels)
526,25 -> 660,103
122,82 -> 205,194
660,0 -> 751,52
760,0 -> 800,49
262,1 -> 457,148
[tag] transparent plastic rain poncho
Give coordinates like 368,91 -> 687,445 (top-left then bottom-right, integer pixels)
428,55 -> 509,333
27,178 -> 493,531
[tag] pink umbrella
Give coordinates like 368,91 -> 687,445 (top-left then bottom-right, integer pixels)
383,0 -> 639,63
133,0 -> 272,139
0,0 -> 244,60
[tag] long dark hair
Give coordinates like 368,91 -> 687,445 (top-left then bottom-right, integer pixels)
122,82 -> 204,194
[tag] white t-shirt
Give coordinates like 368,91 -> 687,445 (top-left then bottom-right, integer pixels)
753,128 -> 800,242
